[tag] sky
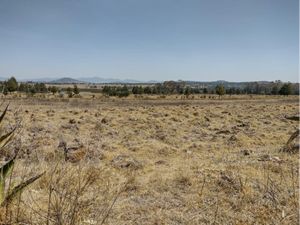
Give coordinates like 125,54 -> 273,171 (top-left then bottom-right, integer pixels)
0,0 -> 298,82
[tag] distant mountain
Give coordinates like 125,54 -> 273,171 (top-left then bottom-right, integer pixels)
2,76 -> 160,84
20,77 -> 57,83
50,77 -> 85,84
77,77 -> 144,84
1,76 -> 296,86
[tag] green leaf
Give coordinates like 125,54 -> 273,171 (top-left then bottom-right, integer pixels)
0,156 -> 15,178
1,172 -> 45,207
0,177 -> 4,204
0,127 -> 16,149
0,156 -> 15,204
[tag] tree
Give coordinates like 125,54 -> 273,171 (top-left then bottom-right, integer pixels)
162,81 -> 185,94
279,83 -> 293,96
271,85 -> 279,95
18,83 -> 26,92
66,87 -> 73,98
102,86 -> 110,96
203,88 -> 208,94
132,86 -> 143,95
215,84 -> 225,97
143,86 -> 152,94
184,86 -> 191,97
6,77 -> 18,92
73,84 -> 80,95
117,85 -> 129,97
50,86 -> 58,95
39,83 -> 48,93
29,86 -> 36,95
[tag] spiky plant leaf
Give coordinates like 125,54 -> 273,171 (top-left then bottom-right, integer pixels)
0,156 -> 16,178
0,104 -> 9,126
0,178 -> 4,204
1,172 -> 45,206
0,127 -> 16,149
0,156 -> 15,204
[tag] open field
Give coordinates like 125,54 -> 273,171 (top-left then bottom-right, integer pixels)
0,95 -> 299,224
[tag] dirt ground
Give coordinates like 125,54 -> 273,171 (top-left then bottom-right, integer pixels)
0,95 -> 299,225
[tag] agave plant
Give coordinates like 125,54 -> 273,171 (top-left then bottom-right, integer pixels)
0,104 -> 44,207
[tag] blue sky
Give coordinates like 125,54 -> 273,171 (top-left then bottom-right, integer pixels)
0,0 -> 298,82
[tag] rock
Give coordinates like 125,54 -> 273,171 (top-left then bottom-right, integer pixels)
111,155 -> 142,170
229,135 -> 238,142
204,116 -> 210,122
218,171 -> 241,192
258,154 -> 283,163
101,118 -> 108,124
58,139 -> 86,163
216,130 -> 231,135
285,115 -> 300,121
241,149 -> 251,156
271,156 -> 283,163
155,160 -> 167,165
61,124 -> 79,130
193,112 -> 199,116
237,122 -> 248,127
69,119 -> 76,124
258,154 -> 271,161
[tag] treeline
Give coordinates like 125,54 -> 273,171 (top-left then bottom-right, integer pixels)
1,77 -> 298,97
102,81 -> 299,97
1,77 -> 49,95
0,77 -> 80,97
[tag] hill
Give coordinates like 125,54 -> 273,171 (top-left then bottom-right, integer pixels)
49,77 -> 85,84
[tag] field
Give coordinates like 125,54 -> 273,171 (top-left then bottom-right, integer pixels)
0,95 -> 299,224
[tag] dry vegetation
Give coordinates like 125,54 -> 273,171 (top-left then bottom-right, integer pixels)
0,95 -> 298,224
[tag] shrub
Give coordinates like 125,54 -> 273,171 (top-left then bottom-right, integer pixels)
73,84 -> 80,95
49,86 -> 58,95
279,83 -> 293,96
215,84 -> 225,97
117,85 -> 129,97
66,87 -> 73,98
6,77 -> 18,92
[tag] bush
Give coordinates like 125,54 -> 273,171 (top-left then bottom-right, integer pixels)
6,77 -> 18,92
49,86 -> 58,95
66,87 -> 73,98
102,85 -> 130,97
117,85 -> 129,97
215,84 -> 225,97
279,83 -> 292,96
73,85 -> 80,95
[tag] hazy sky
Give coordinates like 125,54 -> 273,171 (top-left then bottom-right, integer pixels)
0,0 -> 298,82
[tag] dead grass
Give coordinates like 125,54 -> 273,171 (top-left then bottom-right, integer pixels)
0,95 -> 298,224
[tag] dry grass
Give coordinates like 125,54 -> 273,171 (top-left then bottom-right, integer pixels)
0,95 -> 298,224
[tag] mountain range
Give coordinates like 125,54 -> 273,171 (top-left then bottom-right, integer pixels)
0,76 -> 296,86
15,77 -> 159,84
